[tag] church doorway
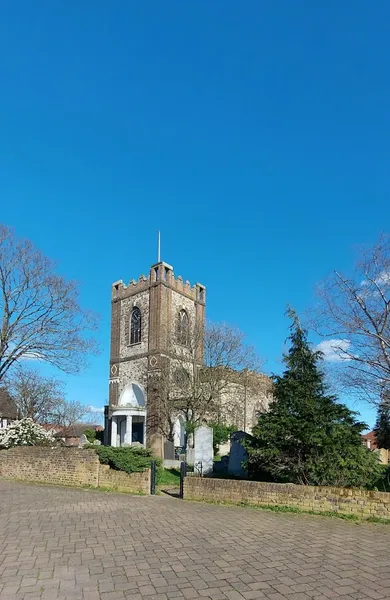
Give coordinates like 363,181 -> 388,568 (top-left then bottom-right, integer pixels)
110,382 -> 147,447
111,413 -> 146,447
132,417 -> 144,444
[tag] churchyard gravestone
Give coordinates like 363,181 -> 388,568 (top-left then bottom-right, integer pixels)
194,425 -> 213,475
164,439 -> 175,460
186,446 -> 195,465
213,454 -> 229,475
79,433 -> 88,447
228,431 -> 251,478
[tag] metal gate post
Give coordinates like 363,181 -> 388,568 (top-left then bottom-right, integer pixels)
150,461 -> 156,495
180,461 -> 187,499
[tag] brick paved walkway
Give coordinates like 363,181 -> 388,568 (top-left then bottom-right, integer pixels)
1,481 -> 390,600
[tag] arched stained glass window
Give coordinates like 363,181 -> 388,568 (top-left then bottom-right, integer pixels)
177,309 -> 189,345
130,307 -> 141,344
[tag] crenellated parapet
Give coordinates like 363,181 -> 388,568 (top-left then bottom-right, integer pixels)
111,261 -> 206,303
111,275 -> 150,301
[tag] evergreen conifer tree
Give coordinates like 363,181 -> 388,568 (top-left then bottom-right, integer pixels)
374,402 -> 390,450
247,309 -> 380,487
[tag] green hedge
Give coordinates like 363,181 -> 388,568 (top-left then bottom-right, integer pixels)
94,446 -> 161,474
371,464 -> 390,492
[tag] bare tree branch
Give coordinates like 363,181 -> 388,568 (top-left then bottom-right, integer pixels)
6,367 -> 65,421
0,224 -> 99,382
150,320 -> 267,441
47,399 -> 92,427
309,234 -> 390,404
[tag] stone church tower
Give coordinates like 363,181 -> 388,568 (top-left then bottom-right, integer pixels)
105,261 -> 206,447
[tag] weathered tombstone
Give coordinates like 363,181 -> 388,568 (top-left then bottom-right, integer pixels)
164,439 -> 175,460
79,433 -> 88,447
228,431 -> 251,478
194,425 -> 213,475
213,454 -> 229,475
186,432 -> 195,465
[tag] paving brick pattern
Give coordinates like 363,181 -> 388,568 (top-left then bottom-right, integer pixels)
1,481 -> 390,600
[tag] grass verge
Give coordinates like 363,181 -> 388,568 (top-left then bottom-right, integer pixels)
185,497 -> 390,525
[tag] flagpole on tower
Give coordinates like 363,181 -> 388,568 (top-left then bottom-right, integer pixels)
157,231 -> 161,263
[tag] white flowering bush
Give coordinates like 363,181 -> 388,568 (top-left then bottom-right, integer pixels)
0,419 -> 56,448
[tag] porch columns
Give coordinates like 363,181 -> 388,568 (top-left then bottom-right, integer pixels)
124,414 -> 133,445
111,417 -> 117,447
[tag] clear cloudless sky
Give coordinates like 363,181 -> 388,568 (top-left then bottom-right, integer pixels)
0,1 -> 389,426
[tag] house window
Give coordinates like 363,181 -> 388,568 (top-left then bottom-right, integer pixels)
130,307 -> 141,344
177,309 -> 189,345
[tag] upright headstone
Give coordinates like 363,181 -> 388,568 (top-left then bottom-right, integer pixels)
79,433 -> 88,447
213,454 -> 229,475
228,431 -> 250,478
186,446 -> 195,465
186,432 -> 195,465
194,425 -> 213,475
164,439 -> 175,460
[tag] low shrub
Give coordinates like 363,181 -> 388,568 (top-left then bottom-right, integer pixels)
371,464 -> 390,492
94,446 -> 161,474
84,428 -> 104,444
209,422 -> 236,455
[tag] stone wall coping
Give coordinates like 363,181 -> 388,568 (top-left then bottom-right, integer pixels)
184,477 -> 390,519
197,477 -> 390,499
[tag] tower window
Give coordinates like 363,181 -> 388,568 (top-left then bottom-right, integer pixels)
130,307 -> 142,344
177,309 -> 189,346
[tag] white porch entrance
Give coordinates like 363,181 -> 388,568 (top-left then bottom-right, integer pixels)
111,412 -> 146,447
110,382 -> 147,447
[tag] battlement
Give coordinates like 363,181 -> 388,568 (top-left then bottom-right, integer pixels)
169,275 -> 206,302
150,262 -> 205,302
111,262 -> 206,303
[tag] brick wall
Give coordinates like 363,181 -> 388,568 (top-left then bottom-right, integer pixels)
99,464 -> 150,494
184,477 -> 390,519
0,447 -> 151,494
0,447 -> 99,487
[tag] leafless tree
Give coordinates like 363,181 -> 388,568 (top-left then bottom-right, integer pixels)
7,367 -> 65,421
6,366 -> 92,426
311,234 -> 390,404
152,321 -> 265,441
0,224 -> 99,383
47,399 -> 92,427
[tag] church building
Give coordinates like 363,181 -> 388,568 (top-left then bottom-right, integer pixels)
104,259 -> 270,449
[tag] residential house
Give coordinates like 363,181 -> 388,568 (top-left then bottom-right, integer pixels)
362,431 -> 389,464
0,388 -> 18,429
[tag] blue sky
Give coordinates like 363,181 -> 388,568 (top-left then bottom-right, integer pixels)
1,1 -> 389,427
